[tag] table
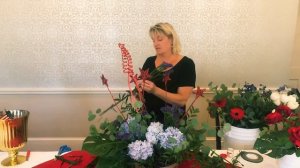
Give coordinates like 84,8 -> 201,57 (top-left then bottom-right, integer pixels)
0,151 -> 57,168
215,150 -> 279,168
0,150 -> 279,168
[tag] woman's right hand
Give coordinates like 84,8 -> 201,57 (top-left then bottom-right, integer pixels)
138,80 -> 157,94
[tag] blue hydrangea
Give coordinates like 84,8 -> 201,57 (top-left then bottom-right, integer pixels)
128,140 -> 153,160
158,127 -> 186,149
146,122 -> 163,144
117,117 -> 142,140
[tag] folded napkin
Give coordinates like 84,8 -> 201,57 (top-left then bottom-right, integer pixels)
33,150 -> 96,168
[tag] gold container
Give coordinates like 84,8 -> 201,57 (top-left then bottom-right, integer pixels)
0,110 -> 29,166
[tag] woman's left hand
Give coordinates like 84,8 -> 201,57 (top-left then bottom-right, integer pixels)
139,80 -> 157,94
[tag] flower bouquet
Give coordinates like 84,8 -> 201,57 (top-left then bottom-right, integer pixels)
81,43 -> 209,168
254,87 -> 300,160
207,83 -> 277,136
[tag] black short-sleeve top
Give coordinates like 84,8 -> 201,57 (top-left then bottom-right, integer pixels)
142,56 -> 196,121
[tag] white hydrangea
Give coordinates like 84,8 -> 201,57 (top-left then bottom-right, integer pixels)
158,127 -> 185,149
145,122 -> 163,145
146,132 -> 158,144
147,122 -> 163,134
128,140 -> 153,160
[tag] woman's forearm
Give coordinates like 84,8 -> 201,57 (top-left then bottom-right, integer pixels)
152,86 -> 193,107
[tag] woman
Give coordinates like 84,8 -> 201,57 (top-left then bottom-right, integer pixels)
140,22 -> 196,122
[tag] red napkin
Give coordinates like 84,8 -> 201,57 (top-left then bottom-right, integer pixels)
33,150 -> 96,168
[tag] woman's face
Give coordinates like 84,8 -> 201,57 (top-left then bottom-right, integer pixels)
151,33 -> 172,55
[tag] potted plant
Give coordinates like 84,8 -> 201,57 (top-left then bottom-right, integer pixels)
254,87 -> 300,168
81,44 -> 208,168
207,82 -> 276,149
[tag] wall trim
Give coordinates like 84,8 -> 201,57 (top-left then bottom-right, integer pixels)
0,87 -> 279,95
0,88 -> 127,95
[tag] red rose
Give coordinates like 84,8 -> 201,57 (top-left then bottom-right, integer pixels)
288,127 -> 300,147
230,108 -> 245,120
214,98 -> 227,108
265,111 -> 283,124
276,105 -> 292,117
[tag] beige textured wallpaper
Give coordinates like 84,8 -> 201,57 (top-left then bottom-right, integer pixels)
290,1 -> 300,88
0,1 -> 299,150
0,0 -> 299,90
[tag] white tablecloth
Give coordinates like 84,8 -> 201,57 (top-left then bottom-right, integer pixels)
0,151 -> 57,168
0,150 -> 279,168
215,150 -> 279,168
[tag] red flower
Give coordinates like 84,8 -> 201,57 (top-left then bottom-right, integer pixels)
194,86 -> 205,98
230,108 -> 245,120
130,74 -> 138,83
288,126 -> 300,147
219,153 -> 227,159
139,68 -> 151,81
118,43 -> 134,76
276,105 -> 292,117
101,74 -> 108,87
265,111 -> 283,124
214,98 -> 227,108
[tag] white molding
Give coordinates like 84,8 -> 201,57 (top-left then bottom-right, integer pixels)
0,87 -> 279,95
28,137 -> 85,141
26,137 -> 86,151
0,88 -> 128,95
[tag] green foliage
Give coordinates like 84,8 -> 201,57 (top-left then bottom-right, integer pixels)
207,82 -> 276,130
82,135 -> 130,168
254,87 -> 300,159
254,130 -> 295,158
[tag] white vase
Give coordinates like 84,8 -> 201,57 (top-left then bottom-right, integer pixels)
224,126 -> 260,149
278,153 -> 300,168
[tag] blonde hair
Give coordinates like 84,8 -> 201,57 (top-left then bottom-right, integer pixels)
149,22 -> 181,55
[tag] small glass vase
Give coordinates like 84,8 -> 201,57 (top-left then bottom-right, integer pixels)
278,153 -> 300,168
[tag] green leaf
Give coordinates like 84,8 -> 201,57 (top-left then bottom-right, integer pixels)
134,101 -> 143,109
296,149 -> 300,157
217,130 -> 224,137
88,111 -> 96,121
96,108 -> 102,114
198,134 -> 206,141
117,115 -> 123,122
284,141 -> 294,149
109,135 -> 116,141
201,123 -> 210,130
89,125 -> 98,136
223,123 -> 231,132
200,146 -> 211,155
135,114 -> 141,122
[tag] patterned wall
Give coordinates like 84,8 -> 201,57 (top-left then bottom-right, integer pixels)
0,0 -> 299,89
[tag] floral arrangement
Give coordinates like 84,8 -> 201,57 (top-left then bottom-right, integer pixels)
254,86 -> 300,158
81,43 -> 208,168
207,82 -> 276,136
